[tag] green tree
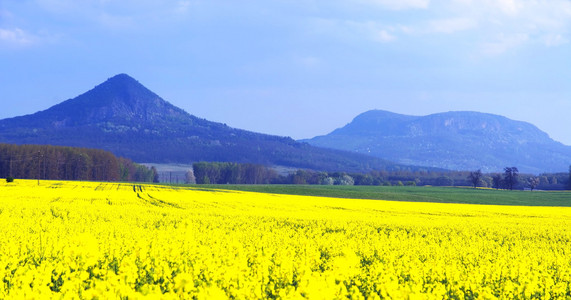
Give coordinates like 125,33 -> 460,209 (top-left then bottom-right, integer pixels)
492,173 -> 503,189
151,167 -> 159,183
504,167 -> 519,190
0,144 -> 152,182
467,169 -> 483,188
435,176 -> 454,186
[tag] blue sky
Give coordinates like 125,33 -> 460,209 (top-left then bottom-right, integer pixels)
1,0 -> 571,144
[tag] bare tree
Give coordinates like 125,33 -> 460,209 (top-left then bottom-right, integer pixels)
467,169 -> 483,188
335,174 -> 354,186
185,169 -> 196,184
526,177 -> 540,191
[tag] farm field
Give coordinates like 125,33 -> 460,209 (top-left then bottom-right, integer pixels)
1,180 -> 571,299
194,184 -> 571,207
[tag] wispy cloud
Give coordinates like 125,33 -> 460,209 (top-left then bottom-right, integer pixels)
175,0 -> 195,14
495,0 -> 520,16
33,0 -> 196,30
342,0 -> 571,54
375,30 -> 396,42
97,12 -> 135,30
426,18 -> 477,34
357,0 -> 430,10
311,19 -> 400,43
0,28 -> 37,47
7,0 -> 571,57
448,0 -> 571,51
480,33 -> 529,55
349,21 -> 399,42
543,34 -> 568,47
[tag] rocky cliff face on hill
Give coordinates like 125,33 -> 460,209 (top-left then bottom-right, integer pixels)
0,75 -> 408,172
303,110 -> 571,173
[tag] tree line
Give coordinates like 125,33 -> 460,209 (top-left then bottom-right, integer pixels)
192,162 -> 278,184
468,167 -> 520,190
0,144 -> 158,182
190,161 -> 571,190
469,166 -> 571,191
4,143 -> 568,189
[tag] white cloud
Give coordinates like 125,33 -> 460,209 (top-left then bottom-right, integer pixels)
0,28 -> 37,47
375,30 -> 396,42
480,33 -> 529,55
476,0 -> 571,51
309,18 -> 399,43
176,0 -> 194,14
357,0 -> 430,10
34,0 -> 197,29
495,0 -> 520,16
543,33 -> 568,47
426,17 -> 477,34
345,21 -> 399,43
407,0 -> 571,54
20,0 -> 571,57
312,0 -> 571,54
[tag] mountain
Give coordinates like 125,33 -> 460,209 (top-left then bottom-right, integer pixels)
303,110 -> 571,173
0,74 -> 411,172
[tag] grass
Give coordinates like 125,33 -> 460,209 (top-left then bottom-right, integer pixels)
184,184 -> 571,207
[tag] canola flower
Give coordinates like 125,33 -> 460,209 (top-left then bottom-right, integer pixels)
0,179 -> 570,299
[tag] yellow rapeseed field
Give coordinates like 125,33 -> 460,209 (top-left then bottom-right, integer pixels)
1,179 -> 570,299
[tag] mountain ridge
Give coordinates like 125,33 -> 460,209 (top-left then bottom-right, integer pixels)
0,75 -> 416,173
303,109 -> 571,173
3,74 -> 192,127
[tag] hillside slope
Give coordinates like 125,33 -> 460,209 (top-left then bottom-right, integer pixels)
0,75 -> 410,172
303,110 -> 571,173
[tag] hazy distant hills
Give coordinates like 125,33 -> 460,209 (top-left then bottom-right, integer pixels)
0,74 -> 408,172
303,110 -> 571,173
